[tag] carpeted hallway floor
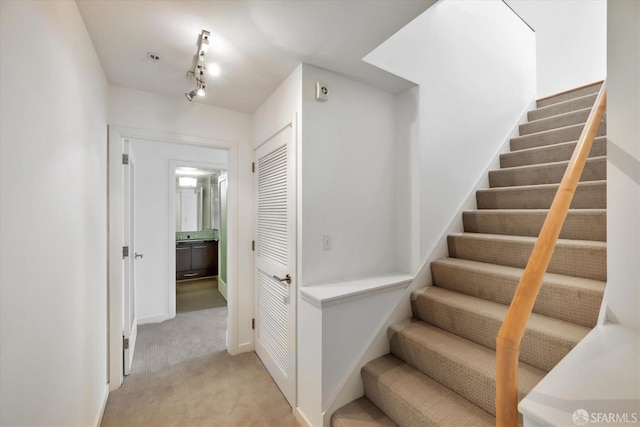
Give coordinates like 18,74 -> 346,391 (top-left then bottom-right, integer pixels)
101,278 -> 300,427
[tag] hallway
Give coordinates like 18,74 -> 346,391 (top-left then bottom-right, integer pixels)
101,282 -> 299,426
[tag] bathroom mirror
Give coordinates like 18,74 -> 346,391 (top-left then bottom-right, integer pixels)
175,167 -> 222,232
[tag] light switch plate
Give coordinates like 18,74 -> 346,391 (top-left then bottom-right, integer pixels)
322,234 -> 332,251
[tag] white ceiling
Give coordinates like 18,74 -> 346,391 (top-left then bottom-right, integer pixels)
76,0 -> 435,113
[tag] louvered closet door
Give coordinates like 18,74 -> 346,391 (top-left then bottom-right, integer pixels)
254,123 -> 296,406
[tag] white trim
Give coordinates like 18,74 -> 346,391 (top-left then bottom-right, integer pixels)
137,313 -> 173,325
93,383 -> 109,427
293,407 -> 313,427
218,277 -> 228,301
235,342 -> 254,353
168,159 -> 227,320
108,125 -> 242,390
108,128 -> 125,391
300,274 -> 413,308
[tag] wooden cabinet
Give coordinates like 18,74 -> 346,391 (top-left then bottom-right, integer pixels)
176,240 -> 218,280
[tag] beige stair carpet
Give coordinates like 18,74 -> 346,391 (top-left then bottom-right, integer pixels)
331,81 -> 606,427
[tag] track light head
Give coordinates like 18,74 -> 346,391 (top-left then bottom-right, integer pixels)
196,80 -> 206,97
185,90 -> 198,102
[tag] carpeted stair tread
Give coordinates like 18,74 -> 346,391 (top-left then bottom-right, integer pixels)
510,121 -> 606,152
536,82 -> 602,108
409,287 -> 591,371
500,136 -> 606,168
430,258 -> 604,328
476,180 -> 606,210
520,107 -> 596,135
362,354 -> 496,426
388,320 -> 545,416
462,209 -> 606,241
447,232 -> 606,281
528,93 -> 597,121
489,156 -> 606,187
331,397 -> 397,427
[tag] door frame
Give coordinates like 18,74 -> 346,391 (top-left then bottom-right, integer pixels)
122,140 -> 138,375
107,126 -> 241,390
169,159 -> 227,318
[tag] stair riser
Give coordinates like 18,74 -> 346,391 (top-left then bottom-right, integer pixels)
431,260 -> 603,327
500,137 -> 607,168
330,398 -> 397,427
388,332 -> 499,415
511,122 -> 606,152
520,108 -> 595,135
462,210 -> 606,241
536,83 -> 602,108
362,368 -> 419,427
362,357 -> 496,426
410,293 -> 587,372
447,235 -> 606,281
489,157 -> 606,188
529,93 -> 597,121
476,182 -> 606,210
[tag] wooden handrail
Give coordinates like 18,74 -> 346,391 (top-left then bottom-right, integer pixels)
495,82 -> 607,426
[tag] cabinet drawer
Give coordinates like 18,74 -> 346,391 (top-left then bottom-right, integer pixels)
176,269 -> 209,281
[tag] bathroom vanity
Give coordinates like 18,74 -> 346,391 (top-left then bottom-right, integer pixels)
176,239 -> 218,280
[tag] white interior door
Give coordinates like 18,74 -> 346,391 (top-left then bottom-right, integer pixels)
254,124 -> 296,406
123,143 -> 138,375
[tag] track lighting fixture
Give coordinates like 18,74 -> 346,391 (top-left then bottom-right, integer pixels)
185,30 -> 210,102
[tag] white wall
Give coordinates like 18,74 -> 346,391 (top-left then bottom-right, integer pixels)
0,1 -> 109,425
506,0 -> 607,98
129,139 -> 227,322
395,87 -> 421,274
253,64 -> 303,149
297,286 -> 406,427
365,0 -> 536,270
604,0 -> 640,329
108,86 -> 255,350
300,64 -> 406,285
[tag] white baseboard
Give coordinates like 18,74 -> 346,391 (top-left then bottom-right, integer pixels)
138,313 -> 173,325
293,406 -> 313,427
218,278 -> 228,301
236,341 -> 254,353
94,383 -> 109,427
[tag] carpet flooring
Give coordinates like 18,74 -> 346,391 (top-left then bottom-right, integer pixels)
101,279 -> 299,427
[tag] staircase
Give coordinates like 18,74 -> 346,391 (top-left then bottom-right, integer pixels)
331,82 -> 607,426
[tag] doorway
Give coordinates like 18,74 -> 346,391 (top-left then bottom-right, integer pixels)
174,165 -> 228,314
108,127 -> 242,391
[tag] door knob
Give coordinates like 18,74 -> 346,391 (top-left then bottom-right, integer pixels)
135,253 -> 144,259
273,274 -> 291,284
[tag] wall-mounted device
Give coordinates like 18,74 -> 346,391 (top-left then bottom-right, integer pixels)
316,81 -> 329,102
